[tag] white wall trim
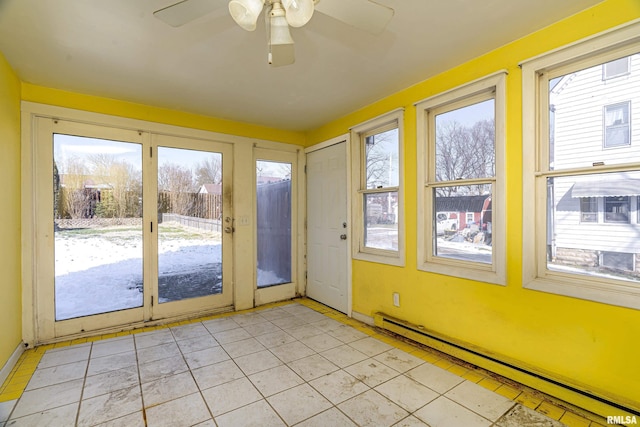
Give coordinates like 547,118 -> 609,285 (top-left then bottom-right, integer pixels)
0,342 -> 24,388
305,134 -> 348,154
351,310 -> 374,326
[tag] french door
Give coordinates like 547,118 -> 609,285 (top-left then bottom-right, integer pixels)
33,118 -> 233,341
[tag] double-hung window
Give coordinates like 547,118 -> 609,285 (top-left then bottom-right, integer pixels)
522,22 -> 640,309
604,102 -> 631,148
351,110 -> 404,266
416,72 -> 506,284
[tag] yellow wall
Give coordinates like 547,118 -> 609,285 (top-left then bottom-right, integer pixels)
0,52 -> 22,368
308,0 -> 640,412
2,0 -> 639,413
21,84 -> 306,146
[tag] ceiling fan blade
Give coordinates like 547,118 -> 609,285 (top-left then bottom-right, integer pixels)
315,0 -> 394,34
314,0 -> 394,35
154,0 -> 224,27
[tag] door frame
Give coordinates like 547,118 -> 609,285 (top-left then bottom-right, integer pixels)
253,146 -> 306,306
305,134 -> 352,317
21,102 -> 304,345
150,134 -> 234,321
24,116 -> 237,341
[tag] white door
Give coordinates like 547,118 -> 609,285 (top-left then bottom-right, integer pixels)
306,140 -> 349,313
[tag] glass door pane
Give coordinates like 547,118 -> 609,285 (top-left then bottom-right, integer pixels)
256,160 -> 292,288
157,147 -> 224,303
53,134 -> 143,320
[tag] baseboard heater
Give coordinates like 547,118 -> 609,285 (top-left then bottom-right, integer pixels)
373,312 -> 640,419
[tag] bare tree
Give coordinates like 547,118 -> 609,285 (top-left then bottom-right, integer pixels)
108,161 -> 142,218
195,155 -> 222,188
435,119 -> 495,196
158,164 -> 196,216
59,157 -> 92,219
87,154 -> 142,218
365,130 -> 398,189
87,153 -> 116,177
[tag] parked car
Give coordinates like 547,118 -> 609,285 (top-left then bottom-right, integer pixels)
436,212 -> 458,235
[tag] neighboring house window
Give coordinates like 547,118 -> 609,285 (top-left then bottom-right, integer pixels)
604,196 -> 630,223
416,72 -> 506,285
466,212 -> 474,225
351,109 -> 404,266
522,23 -> 640,310
603,56 -> 630,80
580,197 -> 598,223
604,101 -> 631,148
601,252 -> 634,272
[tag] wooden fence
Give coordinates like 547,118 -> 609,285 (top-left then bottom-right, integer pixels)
57,189 -> 222,221
157,191 -> 222,220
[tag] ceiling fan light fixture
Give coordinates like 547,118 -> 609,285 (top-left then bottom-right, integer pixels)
269,3 -> 295,66
270,10 -> 294,46
282,0 -> 314,28
229,0 -> 265,31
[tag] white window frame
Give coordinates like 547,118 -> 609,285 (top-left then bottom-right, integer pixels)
603,101 -> 631,148
602,56 -> 630,80
416,72 -> 506,285
521,21 -> 640,310
604,196 -> 630,223
351,109 -> 404,266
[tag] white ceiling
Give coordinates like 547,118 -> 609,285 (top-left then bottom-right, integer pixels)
0,0 -> 602,132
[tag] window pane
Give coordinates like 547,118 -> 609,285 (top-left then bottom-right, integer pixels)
157,148 -> 223,303
549,53 -> 638,170
604,102 -> 631,148
547,172 -> 640,283
433,185 -> 492,264
54,134 -> 143,320
435,99 -> 495,181
603,57 -> 629,80
365,128 -> 398,189
604,196 -> 630,223
256,161 -> 292,287
580,197 -> 598,223
364,192 -> 398,250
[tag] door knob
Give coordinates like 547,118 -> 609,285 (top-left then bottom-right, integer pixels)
340,234 -> 347,240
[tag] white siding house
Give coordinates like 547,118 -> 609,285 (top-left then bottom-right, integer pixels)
549,53 -> 640,274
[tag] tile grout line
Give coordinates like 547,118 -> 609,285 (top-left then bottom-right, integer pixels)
0,298 -> 604,426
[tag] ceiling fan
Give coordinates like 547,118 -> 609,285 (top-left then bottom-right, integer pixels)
154,0 -> 394,67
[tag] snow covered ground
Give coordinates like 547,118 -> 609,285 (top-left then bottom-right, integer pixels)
436,237 -> 492,263
54,224 -> 222,320
54,222 -> 287,320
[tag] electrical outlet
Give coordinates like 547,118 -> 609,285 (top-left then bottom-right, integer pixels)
393,292 -> 400,307
238,215 -> 250,226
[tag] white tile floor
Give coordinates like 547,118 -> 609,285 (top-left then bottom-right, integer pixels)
0,303 -> 566,426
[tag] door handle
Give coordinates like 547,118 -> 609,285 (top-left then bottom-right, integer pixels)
340,234 -> 347,240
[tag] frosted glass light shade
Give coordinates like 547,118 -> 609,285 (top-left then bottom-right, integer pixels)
229,0 -> 265,31
282,0 -> 314,27
269,6 -> 295,66
270,13 -> 294,46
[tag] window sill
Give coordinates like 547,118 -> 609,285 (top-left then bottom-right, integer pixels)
418,261 -> 505,286
524,276 -> 640,310
354,251 -> 404,267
